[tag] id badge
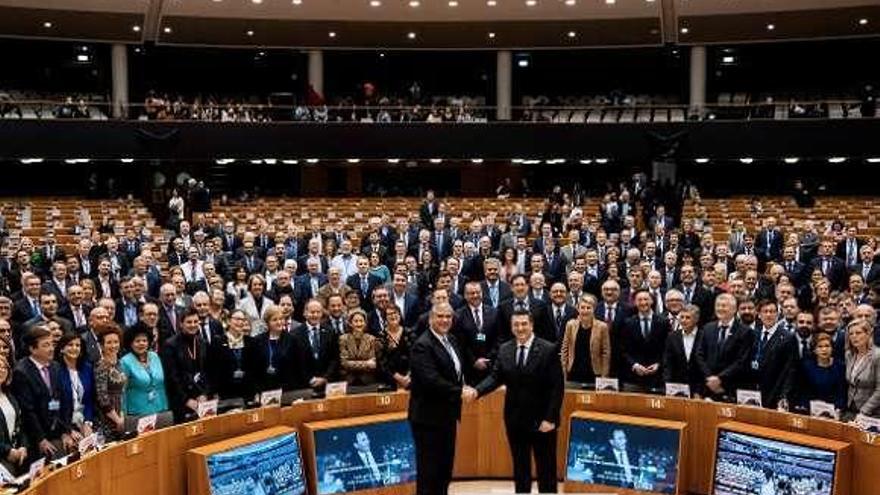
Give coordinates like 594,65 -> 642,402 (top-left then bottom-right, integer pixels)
147,390 -> 157,402
476,333 -> 487,342
48,400 -> 60,412
233,370 -> 245,380
751,360 -> 759,371
266,366 -> 276,376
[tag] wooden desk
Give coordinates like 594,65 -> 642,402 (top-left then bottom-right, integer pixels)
19,391 -> 880,495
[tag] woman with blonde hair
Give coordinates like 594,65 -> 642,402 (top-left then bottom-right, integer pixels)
560,294 -> 610,383
844,319 -> 880,420
339,309 -> 379,386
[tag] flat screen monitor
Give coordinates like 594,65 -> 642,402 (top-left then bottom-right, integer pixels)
712,429 -> 837,495
304,412 -> 416,495
206,431 -> 306,495
565,411 -> 685,494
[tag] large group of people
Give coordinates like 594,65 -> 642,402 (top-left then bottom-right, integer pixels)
0,184 -> 877,479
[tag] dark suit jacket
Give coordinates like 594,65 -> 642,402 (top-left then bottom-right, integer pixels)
619,313 -> 671,390
480,280 -> 513,309
11,358 -> 71,448
475,337 -> 564,430
836,238 -> 865,264
851,262 -> 880,285
207,334 -> 260,401
58,362 -> 96,425
498,298 -> 555,343
547,303 -> 577,341
755,228 -> 784,262
292,325 -> 340,384
92,276 -> 120,300
0,393 -> 25,462
662,329 -> 705,394
408,330 -> 465,427
810,255 -> 848,291
252,332 -> 308,393
297,273 -> 329,300
453,305 -> 501,382
747,326 -> 798,408
695,320 -> 755,397
675,284 -> 716,326
346,273 -> 383,308
160,333 -> 213,420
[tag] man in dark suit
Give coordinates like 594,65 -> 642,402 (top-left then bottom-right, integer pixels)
747,300 -> 797,409
453,282 -> 500,384
498,274 -> 554,343
160,307 -> 214,423
780,245 -> 806,287
548,282 -> 577,341
432,218 -> 453,260
675,264 -> 715,326
696,293 -> 755,401
755,218 -> 784,264
474,309 -> 564,494
408,302 -> 472,495
418,190 -> 440,230
851,245 -> 880,286
346,257 -> 383,309
192,291 -> 224,346
662,304 -> 704,395
619,290 -> 671,392
37,231 -> 66,274
42,261 -> 71,305
595,279 -> 634,379
811,239 -> 847,291
480,258 -> 512,309
12,326 -> 75,461
295,299 -> 339,389
836,226 -> 864,268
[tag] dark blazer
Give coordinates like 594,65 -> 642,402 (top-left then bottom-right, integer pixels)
92,276 -> 121,301
11,358 -> 71,449
810,255 -> 848,291
80,327 -> 102,364
408,331 -> 465,427
675,284 -> 716,326
619,313 -> 671,390
207,334 -> 260,401
252,332 -> 308,393
475,337 -> 564,430
695,320 -> 755,397
498,298 -> 555,343
836,238 -> 865,265
297,273 -> 329,300
851,261 -> 880,286
346,273 -> 383,307
57,362 -> 96,427
479,280 -> 513,308
747,326 -> 798,409
220,234 -> 242,254
292,324 -> 340,384
0,392 -> 25,464
663,328 -> 705,394
547,303 -> 577,341
160,333 -> 212,421
755,228 -> 784,262
453,305 -> 501,382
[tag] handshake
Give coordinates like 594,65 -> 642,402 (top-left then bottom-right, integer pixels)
462,385 -> 479,403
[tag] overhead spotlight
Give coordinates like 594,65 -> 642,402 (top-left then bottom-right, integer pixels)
120,158 -> 135,163
783,157 -> 800,164
215,158 -> 236,164
867,157 -> 880,163
722,56 -> 735,64
262,158 -> 277,164
511,159 -> 524,164
429,159 -> 443,164
739,157 -> 754,164
379,52 -> 386,58
525,0 -> 537,6
246,30 -> 254,36
76,54 -> 89,62
409,0 -> 420,6
695,158 -> 710,164
163,26 -> 172,34
282,159 -> 299,164
595,158 -> 609,164
828,157 -> 846,163
579,159 -> 593,164
448,0 -> 459,6
249,159 -> 263,164
488,32 -> 496,39
859,18 -> 869,26
766,23 -> 775,31
370,0 -> 381,6
407,31 -> 417,39
605,0 -> 615,4
252,0 -> 262,3
565,0 -> 575,5
567,31 -> 577,38
387,158 -> 401,163
43,21 -> 52,28
64,158 -> 90,164
19,158 -> 44,164
132,25 -> 141,32
346,158 -> 361,163
487,0 -> 497,5
680,27 -> 689,34
471,159 -> 484,164
292,0 -> 302,4
134,47 -> 142,53
305,158 -> 320,164
328,31 -> 336,38
517,59 -> 529,68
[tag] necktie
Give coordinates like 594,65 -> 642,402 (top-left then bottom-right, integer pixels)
441,336 -> 462,380
473,308 -> 482,330
361,276 -> 368,295
641,317 -> 650,339
31,299 -> 40,317
490,285 -> 499,307
605,307 -> 612,324
517,345 -> 526,368
168,307 -> 177,332
654,290 -> 662,313
556,308 -> 564,332
310,327 -> 319,359
685,287 -> 692,304
801,338 -> 809,358
40,365 -> 52,390
718,325 -> 728,347
823,258 -> 829,275
202,321 -> 212,344
516,300 -> 526,311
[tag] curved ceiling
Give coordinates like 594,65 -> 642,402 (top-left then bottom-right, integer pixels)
0,0 -> 877,48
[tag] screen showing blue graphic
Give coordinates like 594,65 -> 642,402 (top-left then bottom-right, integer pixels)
206,432 -> 306,495
314,419 -> 417,494
566,417 -> 681,494
712,429 -> 836,495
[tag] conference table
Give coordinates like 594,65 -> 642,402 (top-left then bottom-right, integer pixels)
20,389 -> 880,495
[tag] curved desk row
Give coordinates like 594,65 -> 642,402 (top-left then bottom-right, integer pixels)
20,390 -> 880,495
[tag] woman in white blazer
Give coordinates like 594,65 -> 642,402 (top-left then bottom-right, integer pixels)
236,274 -> 276,336
844,319 -> 880,420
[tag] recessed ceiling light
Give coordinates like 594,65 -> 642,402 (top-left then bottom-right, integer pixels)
134,47 -> 141,53
565,0 -> 576,5
859,18 -> 869,26
487,0 -> 497,5
867,157 -> 880,163
595,158 -> 609,164
252,0 -> 262,3
387,158 -> 401,163
132,25 -> 141,32
517,59 -> 529,67
695,158 -> 710,164
739,157 -> 754,164
292,0 -> 302,4
488,32 -> 496,39
605,0 -> 615,4
448,0 -> 459,6
409,0 -> 420,6
680,27 -> 689,34
163,26 -> 172,34
567,31 -> 577,38
379,52 -> 386,57
370,0 -> 381,6
471,159 -> 484,164
328,31 -> 336,38
430,159 -> 443,164
407,31 -> 417,39
828,157 -> 846,163
722,56 -> 735,63
42,21 -> 52,28
783,157 -> 800,164
246,30 -> 254,36
525,0 -> 537,6
766,23 -> 775,30
258,51 -> 265,56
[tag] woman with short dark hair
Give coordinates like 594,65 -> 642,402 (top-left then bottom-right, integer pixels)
94,323 -> 127,440
120,325 -> 171,429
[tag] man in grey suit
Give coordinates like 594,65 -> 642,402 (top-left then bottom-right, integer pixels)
560,230 -> 587,274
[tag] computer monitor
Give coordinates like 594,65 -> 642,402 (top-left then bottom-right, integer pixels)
565,411 -> 687,494
302,412 -> 416,495
186,426 -> 306,495
711,422 -> 852,495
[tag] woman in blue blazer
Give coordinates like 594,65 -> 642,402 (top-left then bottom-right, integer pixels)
56,333 -> 96,438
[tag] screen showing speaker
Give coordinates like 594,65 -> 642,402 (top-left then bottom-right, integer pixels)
566,415 -> 682,493
206,432 -> 306,495
312,418 -> 417,495
712,429 -> 836,495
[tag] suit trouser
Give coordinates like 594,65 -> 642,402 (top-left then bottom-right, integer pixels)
506,425 -> 557,493
412,421 -> 457,495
